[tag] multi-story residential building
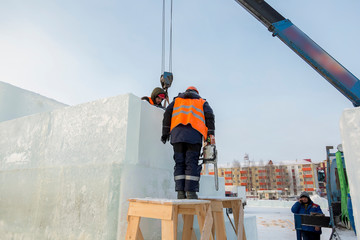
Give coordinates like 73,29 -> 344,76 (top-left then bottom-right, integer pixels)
204,159 -> 326,199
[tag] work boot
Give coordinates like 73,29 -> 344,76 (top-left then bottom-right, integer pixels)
186,191 -> 198,199
177,191 -> 186,199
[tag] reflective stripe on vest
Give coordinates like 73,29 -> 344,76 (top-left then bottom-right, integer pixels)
170,98 -> 208,139
148,97 -> 154,105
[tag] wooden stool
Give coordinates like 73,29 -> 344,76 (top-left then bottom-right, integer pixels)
125,198 -> 214,240
199,197 -> 246,240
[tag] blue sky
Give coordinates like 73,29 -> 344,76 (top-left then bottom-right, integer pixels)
1,0 -> 359,164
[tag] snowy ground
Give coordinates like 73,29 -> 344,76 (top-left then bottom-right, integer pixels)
244,206 -> 357,240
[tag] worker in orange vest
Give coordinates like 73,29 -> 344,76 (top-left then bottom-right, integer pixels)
161,86 -> 215,199
141,87 -> 168,109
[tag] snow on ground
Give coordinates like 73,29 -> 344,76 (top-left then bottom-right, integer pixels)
244,206 -> 357,240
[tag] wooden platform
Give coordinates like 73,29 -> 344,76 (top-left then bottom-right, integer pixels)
125,198 -> 214,240
199,197 -> 246,240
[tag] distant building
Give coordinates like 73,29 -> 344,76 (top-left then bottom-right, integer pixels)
203,159 -> 327,199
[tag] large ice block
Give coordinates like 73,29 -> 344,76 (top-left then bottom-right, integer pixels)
0,93 -> 175,239
0,92 -> 257,239
0,81 -> 67,122
340,107 -> 360,239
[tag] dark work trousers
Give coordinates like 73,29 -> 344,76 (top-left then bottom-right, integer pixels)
301,231 -> 321,240
173,142 -> 202,192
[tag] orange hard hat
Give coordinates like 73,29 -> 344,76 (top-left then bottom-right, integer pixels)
186,86 -> 199,94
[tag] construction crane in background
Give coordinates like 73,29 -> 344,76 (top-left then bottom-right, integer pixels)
235,0 -> 360,107
160,0 -> 174,107
233,1 -> 358,239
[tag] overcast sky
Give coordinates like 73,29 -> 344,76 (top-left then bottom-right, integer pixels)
1,0 -> 359,164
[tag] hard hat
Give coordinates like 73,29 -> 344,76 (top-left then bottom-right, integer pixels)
300,191 -> 310,199
157,93 -> 165,99
151,87 -> 166,101
186,86 -> 199,94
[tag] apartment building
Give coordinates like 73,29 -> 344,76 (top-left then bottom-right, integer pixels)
205,159 -> 326,199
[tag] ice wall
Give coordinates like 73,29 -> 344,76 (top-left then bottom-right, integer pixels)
0,93 -> 175,239
0,91 -> 257,239
340,107 -> 360,239
0,81 -> 67,122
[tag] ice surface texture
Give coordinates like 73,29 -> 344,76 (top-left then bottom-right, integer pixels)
0,93 -> 175,239
0,81 -> 67,122
340,107 -> 360,240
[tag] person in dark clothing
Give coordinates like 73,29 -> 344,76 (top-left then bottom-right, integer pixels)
291,191 -> 323,240
141,87 -> 168,109
161,86 -> 215,199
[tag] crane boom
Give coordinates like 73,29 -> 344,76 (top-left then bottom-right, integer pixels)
235,0 -> 360,107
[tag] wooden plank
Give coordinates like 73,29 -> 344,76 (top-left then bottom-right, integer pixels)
213,211 -> 226,240
125,216 -> 141,240
196,204 -> 214,240
209,201 -> 224,212
200,205 -> 214,240
192,230 -> 197,240
232,201 -> 241,235
179,204 -> 198,209
211,212 -> 216,239
195,205 -> 206,234
178,207 -> 196,215
222,201 -> 232,208
136,228 -> 144,240
182,215 -> 195,240
128,202 -> 173,220
173,206 -> 179,240
237,203 -> 245,240
162,220 -> 176,240
128,198 -> 210,205
160,205 -> 178,240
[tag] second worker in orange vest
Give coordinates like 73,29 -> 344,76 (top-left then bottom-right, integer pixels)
161,86 -> 215,199
141,87 -> 167,109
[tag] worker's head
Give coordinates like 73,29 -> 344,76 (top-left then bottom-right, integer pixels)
155,93 -> 165,104
151,87 -> 166,105
299,191 -> 310,203
186,86 -> 199,94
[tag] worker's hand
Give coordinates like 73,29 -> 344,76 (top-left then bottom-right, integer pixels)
206,135 -> 215,145
315,226 -> 320,231
161,134 -> 170,144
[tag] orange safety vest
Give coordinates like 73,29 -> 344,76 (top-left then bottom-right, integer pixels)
148,97 -> 155,105
170,98 -> 208,139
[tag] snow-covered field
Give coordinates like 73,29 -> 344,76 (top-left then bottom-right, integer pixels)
245,206 -> 356,240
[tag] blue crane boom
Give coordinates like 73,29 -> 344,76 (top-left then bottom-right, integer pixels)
235,0 -> 360,107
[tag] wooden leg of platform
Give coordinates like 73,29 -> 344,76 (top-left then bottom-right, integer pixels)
232,201 -> 240,235
239,203 -> 246,240
200,205 -> 214,240
209,201 -> 226,240
213,211 -> 226,239
211,212 -> 216,238
136,228 -> 144,240
196,205 -> 214,240
161,206 -> 178,240
234,202 -> 246,240
231,201 -> 246,240
125,216 -> 142,240
195,205 -> 205,233
162,220 -> 176,240
182,215 -> 196,240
